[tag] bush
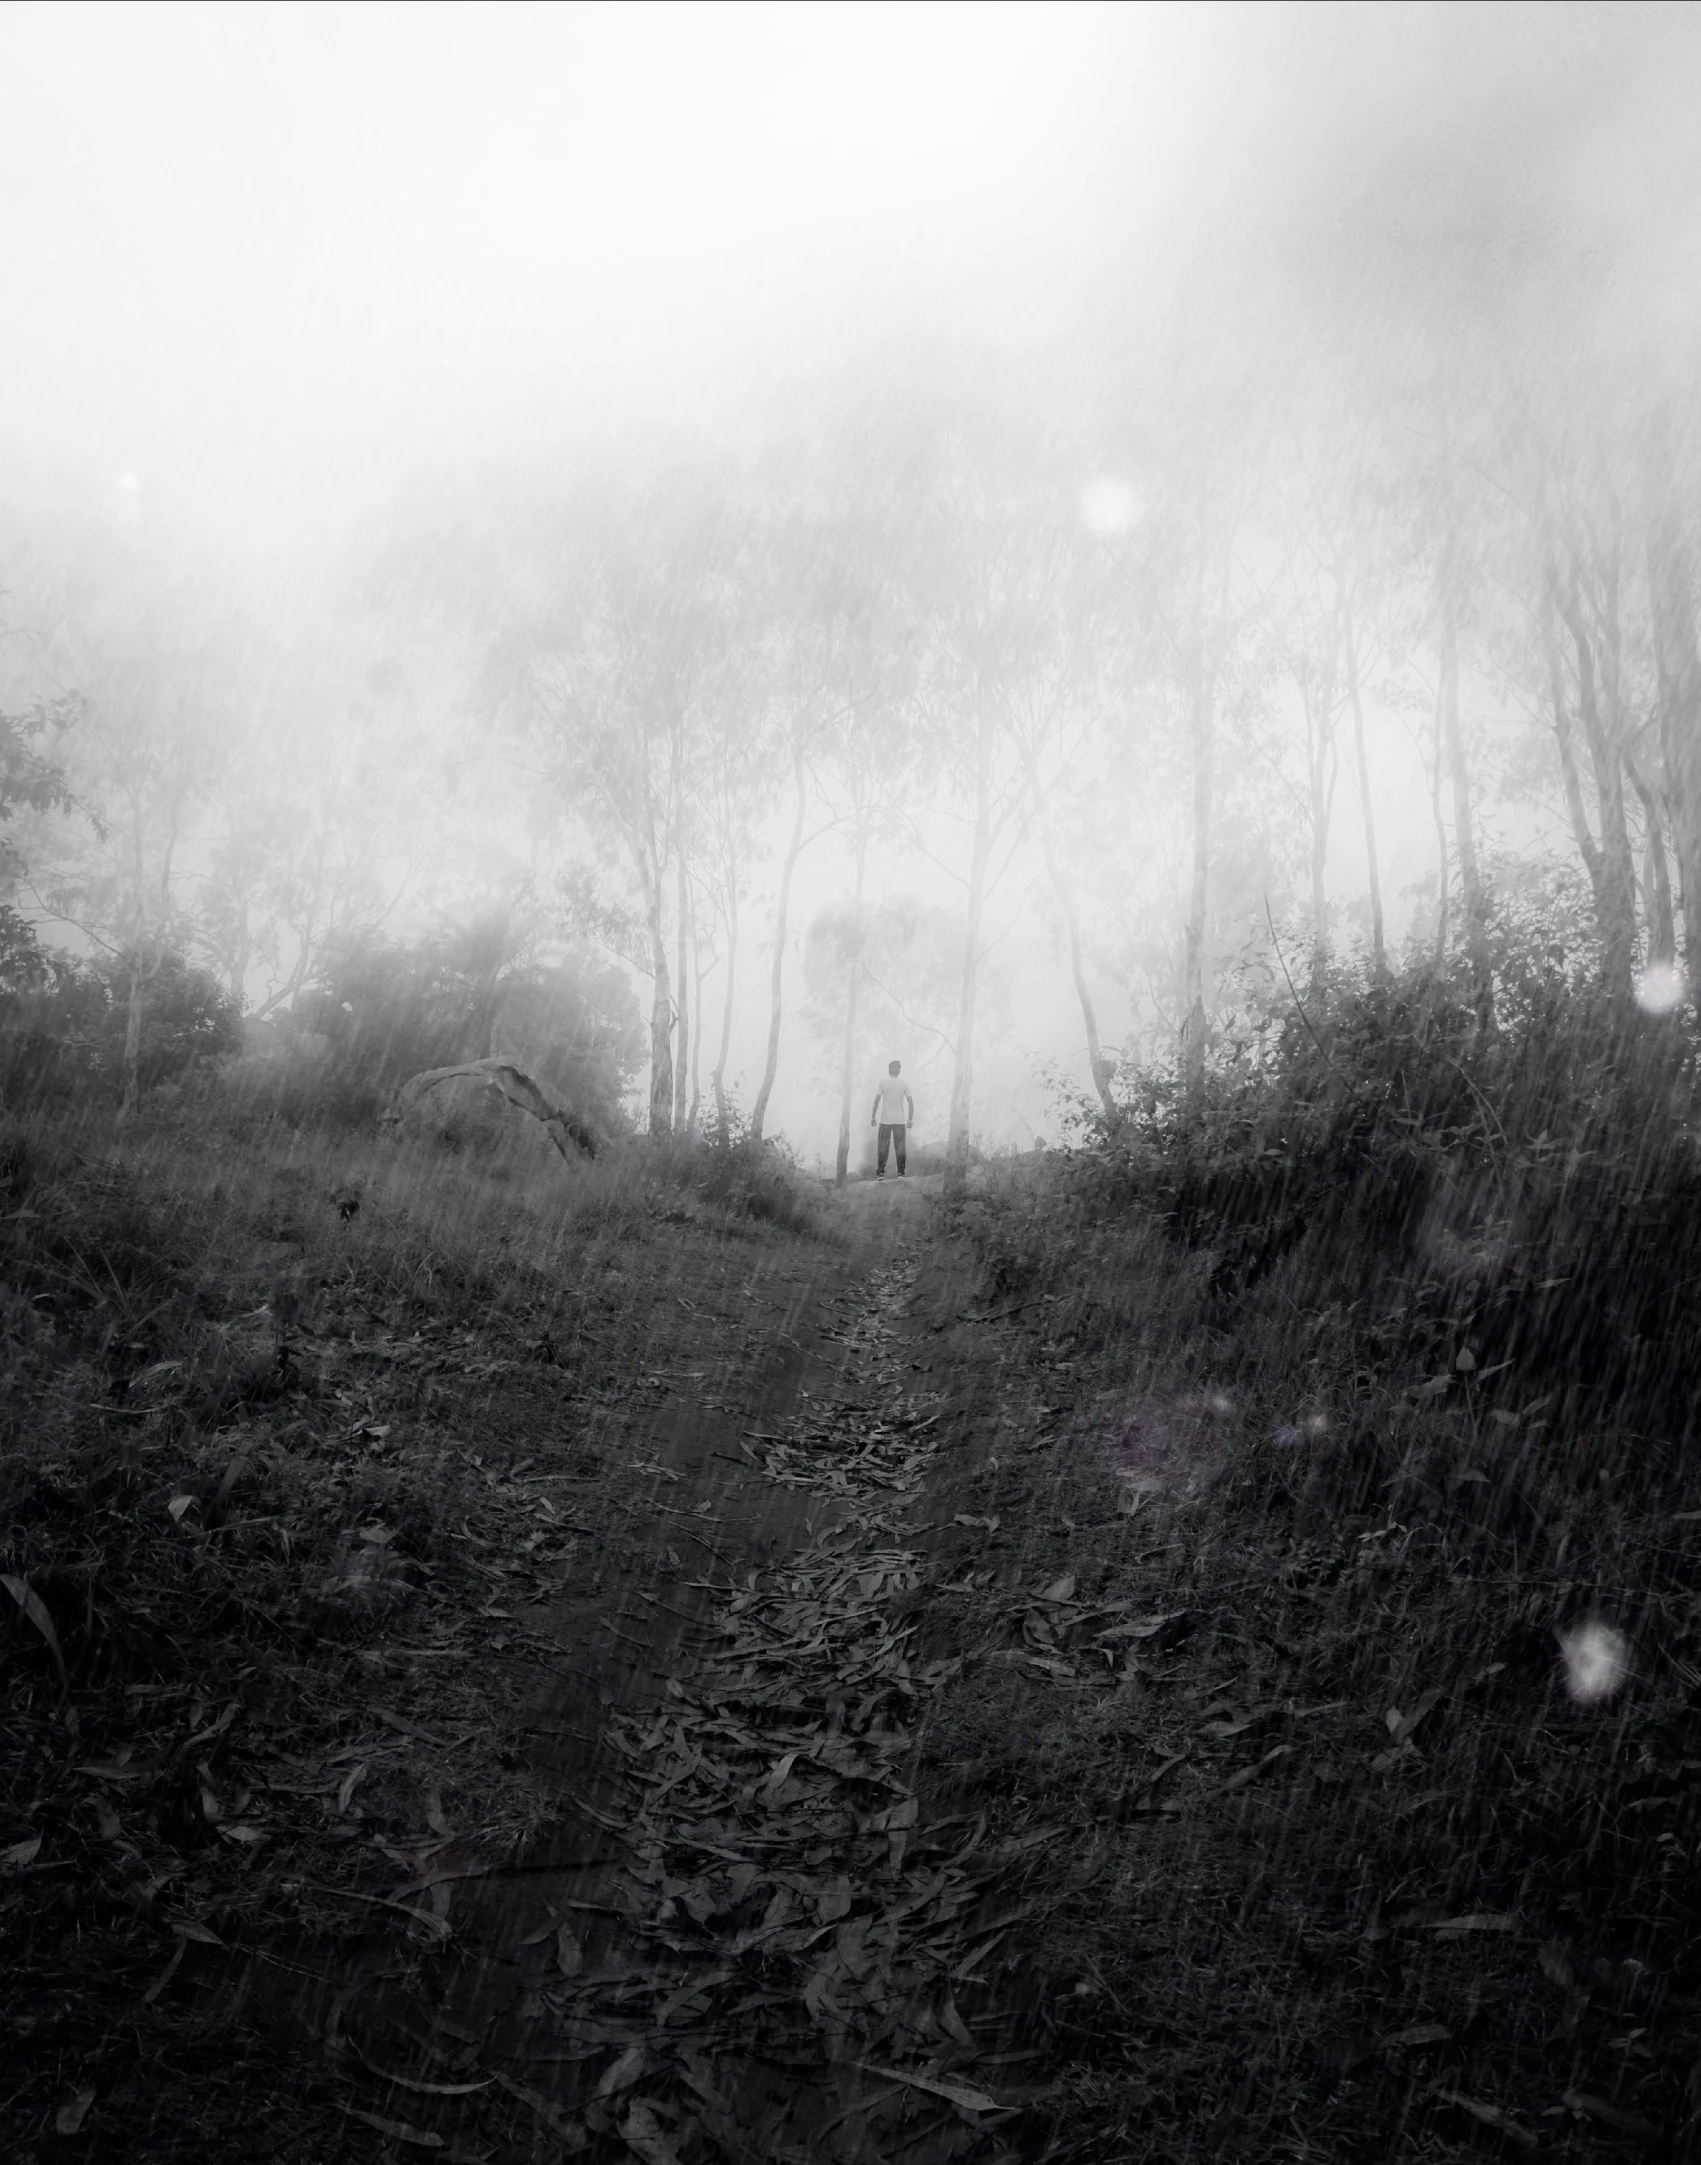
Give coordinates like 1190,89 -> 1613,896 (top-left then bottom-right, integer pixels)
1083,926 -> 1701,1442
0,945 -> 240,1111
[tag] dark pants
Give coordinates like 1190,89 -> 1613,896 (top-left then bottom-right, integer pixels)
876,1123 -> 907,1175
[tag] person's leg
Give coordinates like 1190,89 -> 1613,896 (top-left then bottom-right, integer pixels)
876,1123 -> 891,1175
894,1123 -> 906,1175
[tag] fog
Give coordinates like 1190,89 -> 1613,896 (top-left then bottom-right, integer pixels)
4,1 -> 1701,1163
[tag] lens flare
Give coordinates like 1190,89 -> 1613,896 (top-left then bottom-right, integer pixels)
1634,960 -> 1686,1016
1559,1620 -> 1629,1705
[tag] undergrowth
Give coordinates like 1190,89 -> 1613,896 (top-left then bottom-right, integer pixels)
926,938 -> 1701,2158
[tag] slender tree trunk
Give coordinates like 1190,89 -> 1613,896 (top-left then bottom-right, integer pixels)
672,831 -> 690,1133
749,739 -> 807,1145
640,848 -> 674,1137
834,818 -> 869,1184
711,872 -> 737,1147
1341,582 -> 1386,978
1430,672 -> 1450,971
1180,628 -> 1214,1105
687,880 -> 705,1137
1646,453 -> 1701,980
946,714 -> 994,1195
1552,579 -> 1637,989
1307,710 -> 1331,993
1025,746 -> 1115,1124
1626,748 -> 1676,963
116,960 -> 144,1124
1437,543 -> 1490,1021
1542,591 -> 1608,913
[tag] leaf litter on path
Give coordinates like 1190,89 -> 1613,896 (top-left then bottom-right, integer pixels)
506,1261 -> 1052,2158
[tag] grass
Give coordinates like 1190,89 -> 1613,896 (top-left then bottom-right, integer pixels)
8,980 -> 1698,2160
902,1106 -> 1701,2161
0,1081 -> 833,2162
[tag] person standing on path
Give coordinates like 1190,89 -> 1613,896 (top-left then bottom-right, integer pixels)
870,1060 -> 915,1178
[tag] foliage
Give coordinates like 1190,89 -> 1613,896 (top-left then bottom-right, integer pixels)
1071,900 -> 1701,1435
284,915 -> 645,1129
0,945 -> 239,1109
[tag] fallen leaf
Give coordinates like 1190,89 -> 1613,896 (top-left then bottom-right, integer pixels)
168,1494 -> 198,1522
1430,1912 -> 1517,1938
594,2044 -> 647,2099
337,2105 -> 445,2148
55,2087 -> 96,2135
1096,1610 -> 1190,1643
142,1939 -> 187,2005
1382,2022 -> 1451,2049
1,1573 -> 66,1684
171,1918 -> 224,1946
619,2100 -> 684,2165
2,1834 -> 42,1870
1431,2089 -> 1536,2149
1038,1574 -> 1077,1604
557,1921 -> 584,1977
939,1989 -> 975,2050
1562,2089 -> 1661,2141
486,2070 -> 588,2150
1384,1688 -> 1444,1746
854,2063 -> 1004,2115
337,1762 -> 369,1814
216,1823 -> 267,1847
814,1875 -> 852,1924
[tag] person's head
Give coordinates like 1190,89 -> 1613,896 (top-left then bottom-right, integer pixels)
888,1060 -> 901,1076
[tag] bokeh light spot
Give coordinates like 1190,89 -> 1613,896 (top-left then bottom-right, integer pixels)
1634,960 -> 1686,1016
1080,477 -> 1139,538
1560,1619 -> 1629,1705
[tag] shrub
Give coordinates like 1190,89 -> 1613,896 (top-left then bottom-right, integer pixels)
1082,927 -> 1701,1442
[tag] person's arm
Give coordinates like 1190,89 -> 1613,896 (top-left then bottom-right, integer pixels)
870,1090 -> 879,1127
905,1087 -> 915,1125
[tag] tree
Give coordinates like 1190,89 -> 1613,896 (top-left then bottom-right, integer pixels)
487,465 -> 736,1135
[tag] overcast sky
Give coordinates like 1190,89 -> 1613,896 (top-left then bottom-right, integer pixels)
0,0 -> 1174,554
6,2 -> 1699,559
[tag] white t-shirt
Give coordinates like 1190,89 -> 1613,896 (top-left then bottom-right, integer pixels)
873,1077 -> 914,1124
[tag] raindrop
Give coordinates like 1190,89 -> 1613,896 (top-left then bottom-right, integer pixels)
1634,960 -> 1686,1016
1559,1619 -> 1629,1705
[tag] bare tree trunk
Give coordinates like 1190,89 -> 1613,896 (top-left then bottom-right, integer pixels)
672,830 -> 690,1133
1024,745 -> 1116,1124
640,851 -> 674,1137
116,960 -> 144,1124
688,879 -> 705,1137
1552,578 -> 1637,989
710,873 -> 737,1148
1180,630 -> 1214,1106
1646,452 -> 1701,980
1437,546 -> 1490,1021
1341,582 -> 1386,978
1542,592 -> 1607,904
1626,748 -> 1676,962
945,714 -> 994,1195
1430,672 -> 1450,971
834,820 -> 868,1184
749,740 -> 807,1145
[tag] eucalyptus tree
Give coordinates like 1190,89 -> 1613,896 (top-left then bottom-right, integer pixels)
743,480 -> 894,1147
483,462 -> 740,1136
20,551 -> 239,1116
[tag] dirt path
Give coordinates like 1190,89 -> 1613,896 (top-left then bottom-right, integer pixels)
239,1171 -> 1057,2161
